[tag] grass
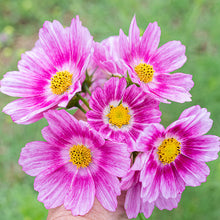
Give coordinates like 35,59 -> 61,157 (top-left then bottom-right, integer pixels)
0,0 -> 220,219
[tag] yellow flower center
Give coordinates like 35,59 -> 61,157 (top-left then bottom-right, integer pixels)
50,70 -> 73,95
106,104 -> 130,128
69,144 -> 92,169
134,63 -> 154,83
157,138 -> 181,164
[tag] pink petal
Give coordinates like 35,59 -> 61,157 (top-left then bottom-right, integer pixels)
3,96 -> 60,124
140,200 -> 155,219
140,154 -> 158,188
181,135 -> 220,162
43,109 -> 105,148
137,124 -> 164,152
141,167 -> 161,203
103,77 -> 127,103
166,106 -> 213,139
150,41 -> 187,73
41,126 -> 70,147
128,15 -> 140,58
89,87 -> 107,112
178,105 -> 201,119
154,72 -> 194,92
69,16 -> 93,74
174,155 -> 210,187
0,71 -> 45,97
122,83 -> 160,112
19,141 -> 68,176
93,42 -> 115,69
39,20 -> 71,70
140,155 -> 161,202
92,166 -> 120,211
86,110 -> 104,131
34,163 -> 75,209
124,183 -> 141,218
121,170 -> 137,191
98,140 -> 130,177
64,168 -> 95,215
160,164 -> 177,199
120,84 -> 145,107
101,36 -> 120,60
131,153 -> 149,171
18,48 -> 55,79
43,109 -> 78,143
155,193 -> 181,210
171,163 -> 185,194
148,81 -> 192,103
92,40 -> 127,77
119,29 -> 131,63
140,22 -> 161,61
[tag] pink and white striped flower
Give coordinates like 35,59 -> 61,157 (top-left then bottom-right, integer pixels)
136,105 -> 219,203
19,110 -> 130,215
121,154 -> 181,219
86,77 -> 161,151
87,35 -> 125,92
118,16 -> 194,103
1,16 -> 93,124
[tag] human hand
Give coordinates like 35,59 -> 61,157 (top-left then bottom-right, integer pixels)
47,192 -> 128,220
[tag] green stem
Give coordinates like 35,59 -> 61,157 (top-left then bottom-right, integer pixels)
84,84 -> 91,96
112,74 -> 122,79
126,71 -> 133,87
76,104 -> 87,114
77,94 -> 91,110
66,95 -> 80,109
90,66 -> 98,78
132,151 -> 139,162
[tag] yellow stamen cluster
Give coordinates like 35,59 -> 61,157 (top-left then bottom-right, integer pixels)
134,63 -> 154,83
69,144 -> 92,169
107,104 -> 130,128
157,138 -> 181,164
50,70 -> 73,95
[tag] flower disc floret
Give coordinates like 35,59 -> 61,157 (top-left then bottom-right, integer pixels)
69,144 -> 92,169
107,104 -> 130,128
157,138 -> 181,164
50,70 -> 73,95
135,63 -> 154,83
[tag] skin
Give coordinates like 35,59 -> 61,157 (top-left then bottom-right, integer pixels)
47,192 -> 128,220
47,107 -> 129,220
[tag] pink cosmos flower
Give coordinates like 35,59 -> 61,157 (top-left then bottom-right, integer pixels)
87,36 -> 125,92
86,77 -> 161,151
118,16 -> 194,103
18,109 -> 130,215
136,105 -> 219,203
1,16 -> 93,124
121,155 -> 181,219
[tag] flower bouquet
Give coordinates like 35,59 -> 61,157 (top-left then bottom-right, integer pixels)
1,15 -> 219,219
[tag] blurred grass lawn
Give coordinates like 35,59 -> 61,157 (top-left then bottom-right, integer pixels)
0,0 -> 220,219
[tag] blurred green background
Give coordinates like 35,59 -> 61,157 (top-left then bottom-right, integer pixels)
0,0 -> 220,219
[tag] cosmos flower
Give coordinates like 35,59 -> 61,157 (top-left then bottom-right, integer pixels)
121,154 -> 181,219
87,35 -> 125,92
136,105 -> 219,203
86,77 -> 161,151
1,16 -> 93,124
118,16 -> 194,103
19,109 -> 130,215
